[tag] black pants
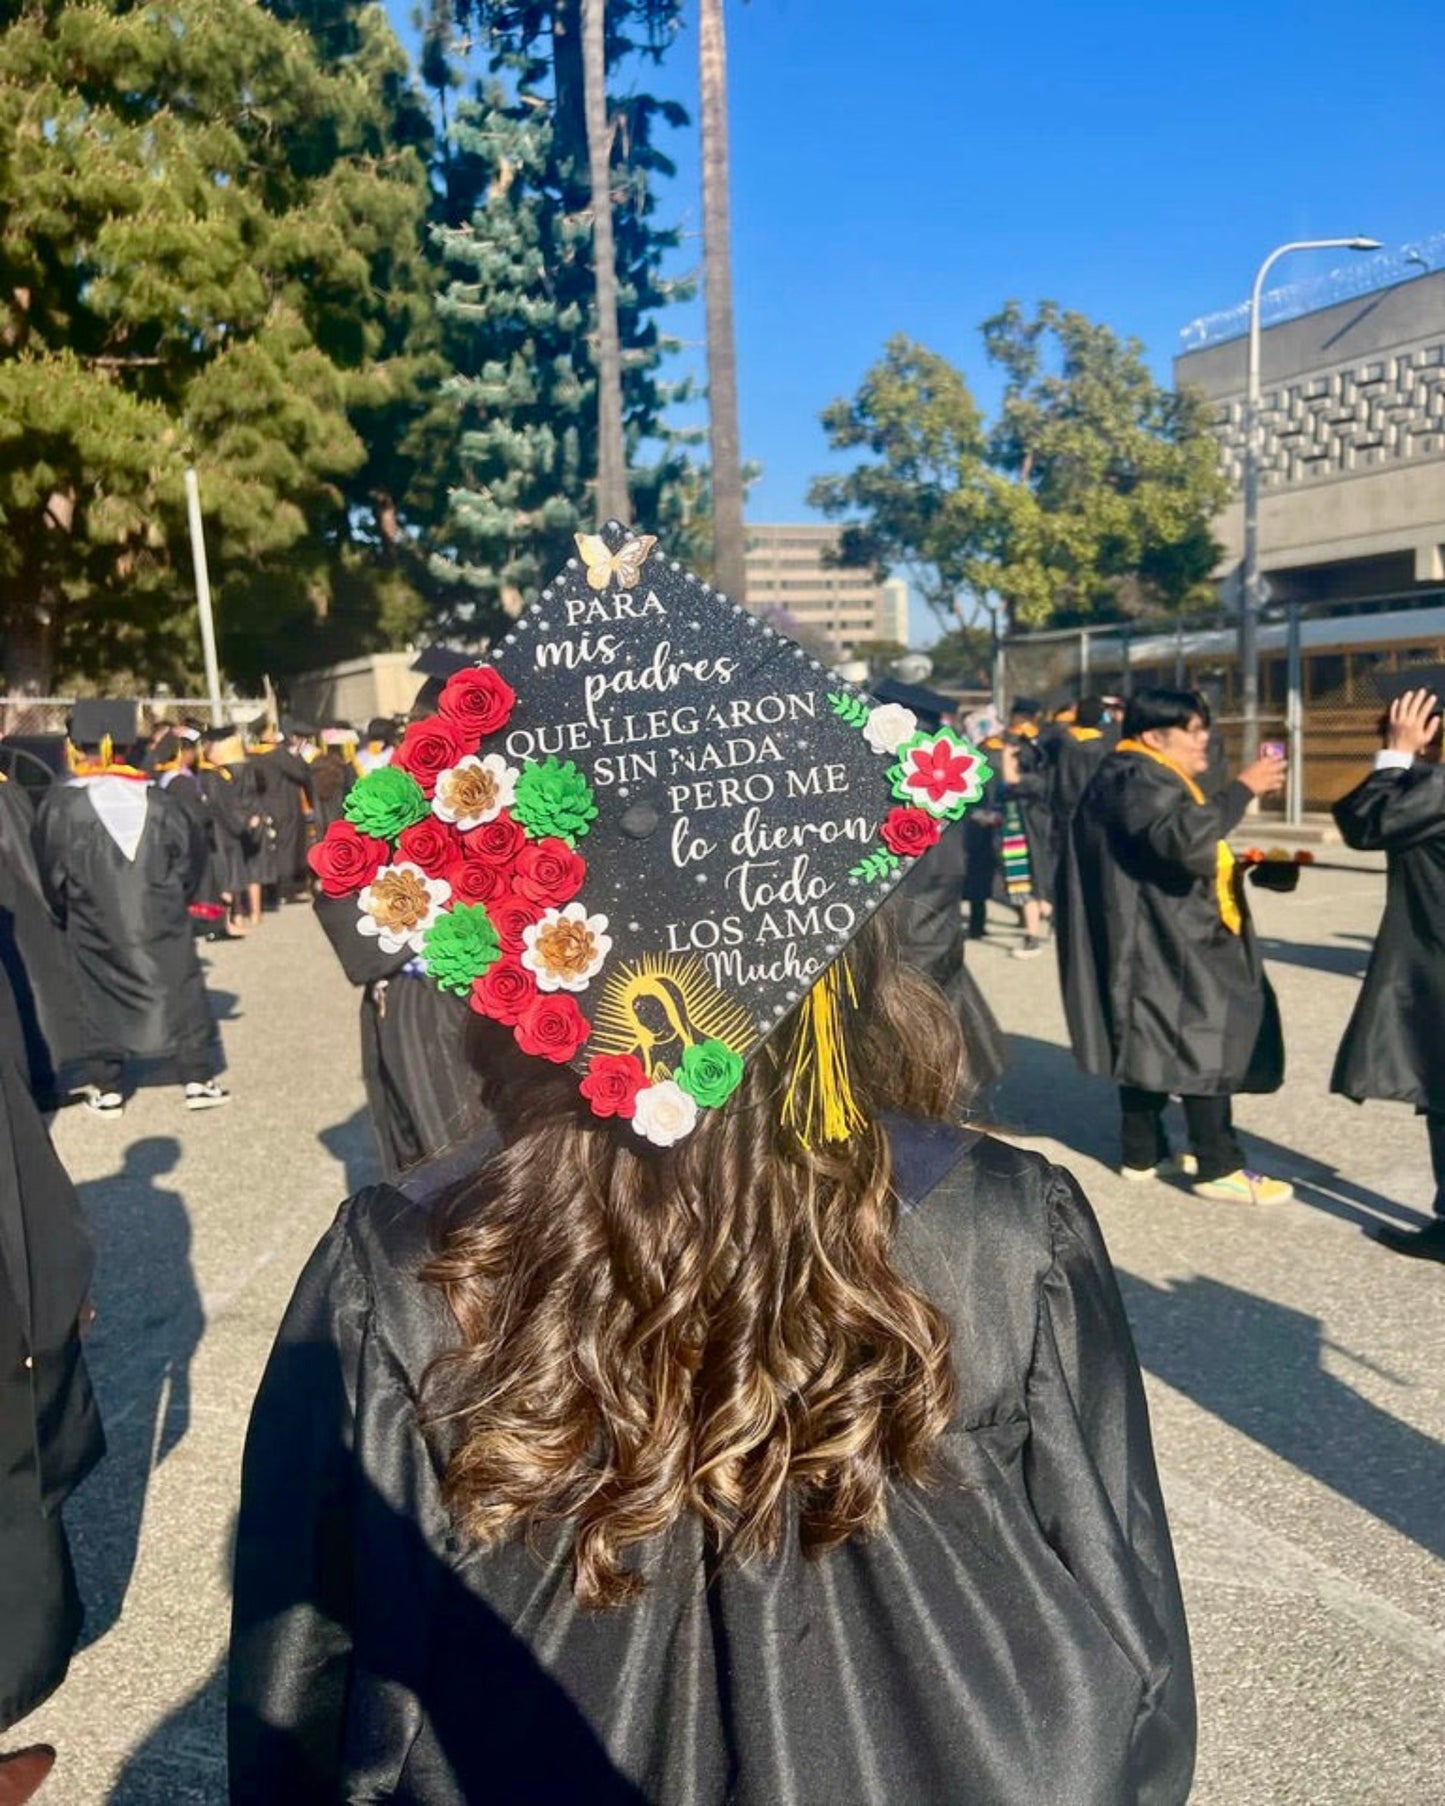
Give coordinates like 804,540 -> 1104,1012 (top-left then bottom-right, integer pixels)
966,900 -> 988,939
1120,1086 -> 1244,1183
1429,1111 -> 1445,1218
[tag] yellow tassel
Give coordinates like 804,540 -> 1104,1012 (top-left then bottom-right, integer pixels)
781,958 -> 866,1149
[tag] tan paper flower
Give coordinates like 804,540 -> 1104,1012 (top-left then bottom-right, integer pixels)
520,902 -> 612,993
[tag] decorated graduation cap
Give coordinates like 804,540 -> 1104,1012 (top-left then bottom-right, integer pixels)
308,526 -> 991,1148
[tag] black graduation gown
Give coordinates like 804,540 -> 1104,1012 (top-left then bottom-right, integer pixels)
1004,729 -> 1059,903
313,897 -> 490,1181
200,764 -> 253,897
235,760 -> 277,887
229,1122 -> 1195,1805
1330,761 -> 1445,1110
253,749 -> 313,897
33,781 -> 214,1064
1058,752 -> 1283,1097
0,964 -> 104,1731
159,768 -> 224,912
1051,725 -> 1118,831
309,754 -> 356,835
0,780 -> 86,1095
886,823 -> 1007,1091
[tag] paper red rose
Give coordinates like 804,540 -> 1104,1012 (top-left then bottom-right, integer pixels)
393,716 -> 472,797
879,806 -> 942,858
396,816 -> 463,878
438,665 -> 516,740
469,954 -> 537,1025
307,821 -> 390,897
448,858 -> 507,906
489,895 -> 544,952
513,836 -> 587,907
514,992 -> 590,1064
579,1052 -> 648,1119
462,811 -> 527,868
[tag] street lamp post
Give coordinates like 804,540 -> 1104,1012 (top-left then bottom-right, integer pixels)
1240,236 -> 1380,762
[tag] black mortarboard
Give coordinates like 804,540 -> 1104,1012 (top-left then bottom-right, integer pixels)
69,698 -> 139,748
314,527 -> 993,1148
411,644 -> 478,680
281,716 -> 317,739
1374,665 -> 1445,708
870,676 -> 957,727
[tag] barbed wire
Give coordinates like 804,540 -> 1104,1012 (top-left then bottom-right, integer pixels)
1178,234 -> 1445,353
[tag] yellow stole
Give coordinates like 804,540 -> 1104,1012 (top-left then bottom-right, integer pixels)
1069,726 -> 1102,742
1114,738 -> 1241,934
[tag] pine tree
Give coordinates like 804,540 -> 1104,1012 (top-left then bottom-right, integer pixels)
424,1 -> 694,628
0,0 -> 439,689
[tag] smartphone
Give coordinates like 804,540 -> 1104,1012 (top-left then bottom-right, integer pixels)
1260,740 -> 1286,762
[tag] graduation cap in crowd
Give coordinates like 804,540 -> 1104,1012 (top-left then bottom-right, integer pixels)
69,698 -> 139,751
869,676 -> 958,730
1375,666 -> 1445,711
308,525 -> 993,1149
411,643 -> 481,717
281,715 -> 317,740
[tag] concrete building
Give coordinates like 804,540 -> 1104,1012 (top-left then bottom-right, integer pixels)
744,523 -> 909,656
1175,259 -> 1445,609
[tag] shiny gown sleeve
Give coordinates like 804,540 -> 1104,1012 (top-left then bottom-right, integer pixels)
1332,764 -> 1445,853
228,1211 -> 367,1803
1023,1169 -> 1196,1805
1115,772 -> 1251,880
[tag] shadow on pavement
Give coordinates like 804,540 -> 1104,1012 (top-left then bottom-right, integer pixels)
69,1136 -> 205,1650
107,1661 -> 226,1805
318,1105 -> 383,1198
1257,935 -> 1371,979
1117,1270 -> 1445,1561
993,1033 -> 1431,1232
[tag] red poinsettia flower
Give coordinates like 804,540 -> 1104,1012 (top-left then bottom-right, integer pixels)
579,1052 -> 648,1119
879,806 -> 942,858
904,738 -> 979,804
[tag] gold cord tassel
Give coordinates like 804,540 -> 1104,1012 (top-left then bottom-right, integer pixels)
781,957 -> 866,1150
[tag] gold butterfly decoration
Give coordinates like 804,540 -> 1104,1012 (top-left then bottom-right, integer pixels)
574,531 -> 658,592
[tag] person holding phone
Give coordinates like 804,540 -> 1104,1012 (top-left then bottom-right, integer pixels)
1331,681 -> 1445,1261
1058,687 -> 1291,1201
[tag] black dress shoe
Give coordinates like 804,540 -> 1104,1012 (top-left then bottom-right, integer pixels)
1374,1219 -> 1445,1262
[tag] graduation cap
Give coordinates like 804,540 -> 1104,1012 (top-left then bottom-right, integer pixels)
869,676 -> 958,728
69,698 -> 139,750
281,715 -> 317,740
1375,665 -> 1445,710
308,526 -> 992,1148
411,643 -> 478,681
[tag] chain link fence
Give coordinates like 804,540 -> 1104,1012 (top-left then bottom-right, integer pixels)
0,695 -> 267,788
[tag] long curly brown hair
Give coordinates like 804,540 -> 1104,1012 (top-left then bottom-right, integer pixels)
421,914 -> 967,1609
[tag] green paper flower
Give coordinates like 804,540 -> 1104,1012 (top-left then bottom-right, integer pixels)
512,757 -> 598,846
676,1038 -> 744,1109
420,903 -> 501,994
343,765 -> 429,840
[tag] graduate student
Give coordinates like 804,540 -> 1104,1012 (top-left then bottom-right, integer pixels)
231,531 -> 1193,1806
0,962 -> 104,1805
0,774 -> 84,1106
1331,678 -> 1445,1262
34,702 -> 228,1116
1058,686 -> 1290,1202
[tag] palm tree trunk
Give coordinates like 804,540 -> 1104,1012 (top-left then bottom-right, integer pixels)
582,0 -> 630,525
700,0 -> 745,601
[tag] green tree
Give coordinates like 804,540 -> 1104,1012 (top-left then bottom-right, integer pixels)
424,2 -> 693,628
0,0 -> 440,690
809,309 -> 1228,638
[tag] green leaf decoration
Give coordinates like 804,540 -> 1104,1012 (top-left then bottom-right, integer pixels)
511,757 -> 598,846
343,766 -> 429,840
850,849 -> 902,883
827,691 -> 871,729
420,904 -> 502,994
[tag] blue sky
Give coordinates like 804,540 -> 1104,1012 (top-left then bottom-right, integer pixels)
399,1 -> 1442,633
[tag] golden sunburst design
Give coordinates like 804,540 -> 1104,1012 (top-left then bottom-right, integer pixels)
589,952 -> 756,1080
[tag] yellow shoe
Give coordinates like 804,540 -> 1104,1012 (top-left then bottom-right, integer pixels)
1191,1168 -> 1293,1204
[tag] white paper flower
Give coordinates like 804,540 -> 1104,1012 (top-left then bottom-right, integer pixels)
432,753 -> 518,830
520,903 -> 613,992
862,702 -> 918,755
631,1079 -> 699,1147
357,861 -> 451,955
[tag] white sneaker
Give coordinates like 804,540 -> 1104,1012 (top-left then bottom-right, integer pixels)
83,1086 -> 125,1117
184,1080 -> 231,1111
1191,1168 -> 1293,1204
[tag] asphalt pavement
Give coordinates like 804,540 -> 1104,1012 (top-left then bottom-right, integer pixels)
17,872 -> 1445,1804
